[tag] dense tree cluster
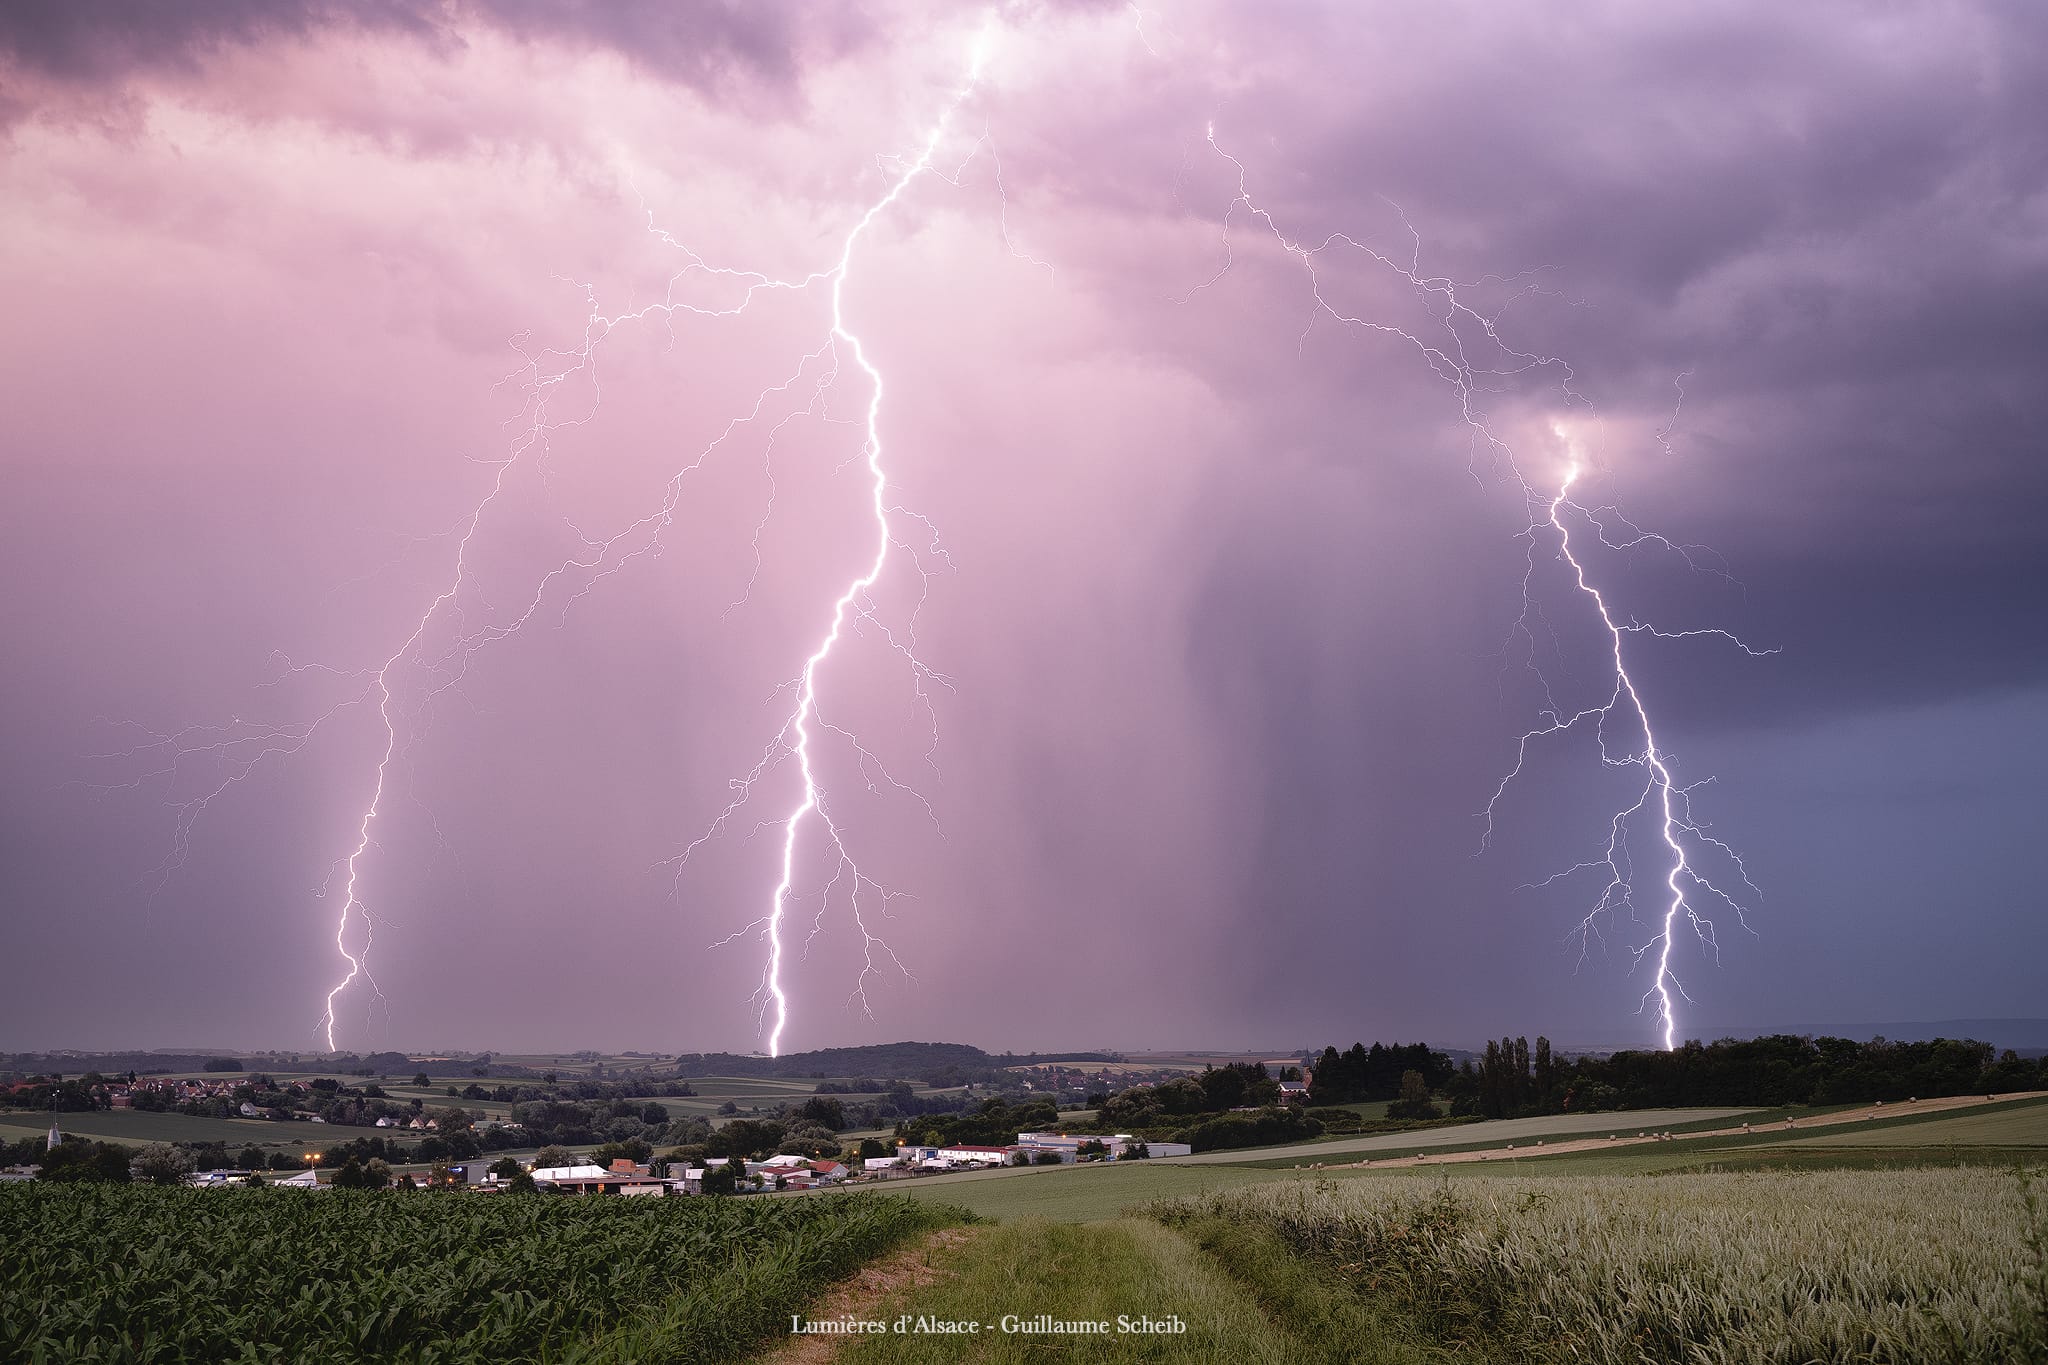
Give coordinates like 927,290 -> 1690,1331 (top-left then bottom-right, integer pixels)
890,1096 -> 1061,1149
1172,1108 -> 1323,1153
1097,1063 -> 1282,1127
1445,1034 -> 2048,1118
1054,1064 -> 1321,1153
1308,1043 -> 1455,1104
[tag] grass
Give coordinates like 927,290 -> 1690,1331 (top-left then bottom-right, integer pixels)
0,1109 -> 309,1150
831,1219 -> 1322,1364
1198,1105 -> 1764,1167
1309,1099 -> 1393,1121
878,1160 -> 1397,1224
1762,1096 -> 2048,1148
1151,1168 -> 2048,1365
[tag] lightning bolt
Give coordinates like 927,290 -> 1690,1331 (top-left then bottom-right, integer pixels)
1493,435 -> 1776,1049
99,20 -> 1007,1054
1187,126 -> 1772,1048
705,25 -> 998,1058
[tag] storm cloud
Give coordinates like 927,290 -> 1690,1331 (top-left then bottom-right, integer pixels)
2,2 -> 2042,1055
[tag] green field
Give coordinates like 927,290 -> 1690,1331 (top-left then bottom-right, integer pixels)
1,1182 -> 957,1364
834,1165 -> 2048,1363
1,1072 -> 968,1155
884,1159 -> 1390,1223
1148,1168 -> 2047,1364
1762,1097 -> 2048,1148
0,1110 -> 314,1151
1174,1105 -> 1760,1165
834,1219 -> 1328,1365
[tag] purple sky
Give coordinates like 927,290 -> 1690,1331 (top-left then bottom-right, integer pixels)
3,2 -> 2044,1056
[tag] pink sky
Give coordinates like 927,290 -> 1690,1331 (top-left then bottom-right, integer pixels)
4,2 -> 2045,1054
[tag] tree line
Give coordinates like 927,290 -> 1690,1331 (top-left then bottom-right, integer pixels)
1446,1033 -> 2046,1118
1307,1043 -> 1456,1103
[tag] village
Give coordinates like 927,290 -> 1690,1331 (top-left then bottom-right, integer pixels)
5,1117 -> 1194,1194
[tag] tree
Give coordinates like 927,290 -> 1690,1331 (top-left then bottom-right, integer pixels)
508,1171 -> 538,1193
706,1118 -> 783,1160
701,1158 -> 741,1196
534,1144 -> 578,1170
488,1155 -> 524,1179
40,1140 -> 132,1183
1387,1070 -> 1443,1121
1121,1142 -> 1150,1160
591,1138 -> 652,1168
413,1073 -> 430,1087
793,1096 -> 846,1130
429,1105 -> 475,1133
236,1145 -> 268,1171
130,1143 -> 195,1186
858,1137 -> 888,1160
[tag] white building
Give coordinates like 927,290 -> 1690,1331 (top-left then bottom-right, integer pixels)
1015,1132 -> 1191,1161
937,1144 -> 1018,1167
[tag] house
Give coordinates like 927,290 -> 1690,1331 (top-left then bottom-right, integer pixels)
1277,1081 -> 1310,1100
532,1163 -> 672,1196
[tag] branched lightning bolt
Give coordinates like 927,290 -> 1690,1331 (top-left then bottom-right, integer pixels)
99,21 -> 1009,1054
1489,439 -> 1776,1048
1188,126 -> 1772,1048
687,28 -> 998,1057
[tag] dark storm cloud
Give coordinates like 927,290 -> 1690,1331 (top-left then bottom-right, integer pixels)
2,0 -> 2044,1053
1146,1 -> 2048,735
0,0 -> 864,106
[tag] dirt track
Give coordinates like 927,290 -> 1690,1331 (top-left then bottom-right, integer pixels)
1302,1090 -> 2048,1170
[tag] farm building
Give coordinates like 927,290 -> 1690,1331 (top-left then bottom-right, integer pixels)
1015,1132 -> 1191,1161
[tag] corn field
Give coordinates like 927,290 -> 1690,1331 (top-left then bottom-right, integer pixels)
1152,1167 -> 2048,1364
0,1184 -> 950,1364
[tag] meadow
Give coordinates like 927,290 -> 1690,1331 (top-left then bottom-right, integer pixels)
0,1183 -> 957,1364
1151,1168 -> 2048,1364
813,1102 -> 2048,1362
0,1109 -> 303,1150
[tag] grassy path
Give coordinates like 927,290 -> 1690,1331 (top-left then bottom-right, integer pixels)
762,1217 -> 1449,1364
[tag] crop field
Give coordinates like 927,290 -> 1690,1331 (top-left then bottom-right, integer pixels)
1762,1096 -> 2048,1148
0,1110 -> 308,1150
0,1183 -> 956,1364
1151,1168 -> 2048,1364
885,1160 -> 1403,1224
1174,1105 -> 1760,1165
